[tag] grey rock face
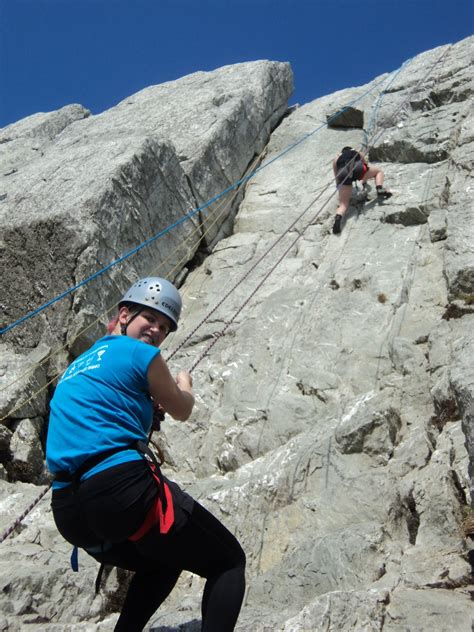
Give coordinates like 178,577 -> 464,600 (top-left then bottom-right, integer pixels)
0,344 -> 50,420
334,393 -> 401,461
450,327 -> 474,498
1,60 -> 292,355
9,417 -> 45,483
444,203 -> 474,300
282,589 -> 389,631
0,105 -> 91,179
428,208 -> 447,241
1,37 -> 473,632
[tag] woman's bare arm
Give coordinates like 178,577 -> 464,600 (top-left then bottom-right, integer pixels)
147,354 -> 195,421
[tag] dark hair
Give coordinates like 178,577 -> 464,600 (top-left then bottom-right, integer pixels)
341,146 -> 353,152
118,301 -> 141,314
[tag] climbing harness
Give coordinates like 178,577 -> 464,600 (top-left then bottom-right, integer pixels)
59,439 -> 174,592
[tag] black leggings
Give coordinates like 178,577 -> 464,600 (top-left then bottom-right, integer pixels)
52,461 -> 246,632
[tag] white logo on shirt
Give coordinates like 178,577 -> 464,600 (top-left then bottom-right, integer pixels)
61,344 -> 109,382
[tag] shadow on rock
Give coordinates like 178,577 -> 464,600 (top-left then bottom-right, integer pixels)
345,196 -> 378,223
150,620 -> 201,632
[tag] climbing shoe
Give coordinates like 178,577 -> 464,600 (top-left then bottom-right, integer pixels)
376,186 -> 392,200
332,214 -> 342,235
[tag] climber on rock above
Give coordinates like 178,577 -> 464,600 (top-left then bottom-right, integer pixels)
46,276 -> 246,632
332,146 -> 392,235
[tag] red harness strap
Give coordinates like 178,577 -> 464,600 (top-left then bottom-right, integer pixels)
129,471 -> 174,540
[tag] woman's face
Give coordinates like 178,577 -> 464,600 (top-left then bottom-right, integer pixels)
119,306 -> 173,347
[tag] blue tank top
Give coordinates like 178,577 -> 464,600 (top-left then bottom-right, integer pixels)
46,335 -> 160,485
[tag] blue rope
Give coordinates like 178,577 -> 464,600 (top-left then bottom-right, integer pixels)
363,56 -> 413,150
1,73 -> 394,336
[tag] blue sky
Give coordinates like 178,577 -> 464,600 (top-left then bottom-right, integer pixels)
0,0 -> 472,128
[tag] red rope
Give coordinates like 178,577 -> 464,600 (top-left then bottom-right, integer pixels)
0,483 -> 51,544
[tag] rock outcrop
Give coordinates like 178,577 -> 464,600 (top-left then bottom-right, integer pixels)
1,61 -> 292,353
0,37 -> 473,631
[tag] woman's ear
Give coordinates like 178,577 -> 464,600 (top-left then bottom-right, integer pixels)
118,306 -> 131,325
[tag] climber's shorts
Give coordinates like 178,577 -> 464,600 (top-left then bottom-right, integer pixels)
336,161 -> 368,186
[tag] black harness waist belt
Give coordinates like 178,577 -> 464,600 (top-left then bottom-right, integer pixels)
54,445 -> 130,485
54,441 -> 167,513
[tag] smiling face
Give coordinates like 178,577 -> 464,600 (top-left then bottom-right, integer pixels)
118,305 -> 173,347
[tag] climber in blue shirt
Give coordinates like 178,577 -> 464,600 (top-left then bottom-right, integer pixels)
47,277 -> 245,632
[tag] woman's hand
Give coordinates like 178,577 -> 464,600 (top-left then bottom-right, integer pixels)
176,370 -> 193,391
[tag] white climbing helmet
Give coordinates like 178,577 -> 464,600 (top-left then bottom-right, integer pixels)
120,277 -> 182,332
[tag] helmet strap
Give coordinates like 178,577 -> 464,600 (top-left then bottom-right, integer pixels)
120,307 -> 144,336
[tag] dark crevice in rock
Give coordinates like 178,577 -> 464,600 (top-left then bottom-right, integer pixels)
351,278 -> 365,290
179,173 -> 206,274
185,236 -> 211,275
404,491 -> 420,545
261,102 -> 290,136
449,468 -> 468,506
185,141 -> 268,275
382,84 -> 405,95
0,446 -> 13,477
378,591 -> 391,632
281,104 -> 298,120
425,574 -> 473,590
424,446 -> 434,467
410,87 -> 469,111
370,141 -> 448,164
442,302 -> 474,320
429,398 -> 459,432
449,157 -> 473,174
23,615 -> 51,624
381,206 -> 429,226
296,381 -> 328,403
409,97 -> 437,112
439,176 -> 451,207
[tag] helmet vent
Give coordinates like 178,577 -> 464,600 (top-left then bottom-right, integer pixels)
119,277 -> 181,332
